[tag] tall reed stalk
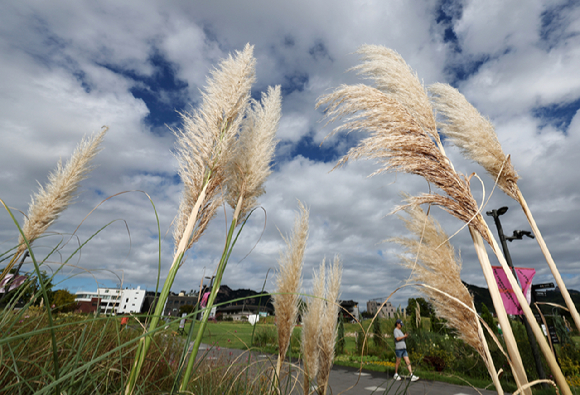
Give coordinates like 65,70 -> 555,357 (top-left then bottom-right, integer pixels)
316,44 -> 541,394
272,201 -> 309,390
125,44 -> 256,395
316,255 -> 342,395
179,84 -> 281,391
430,82 -> 580,334
392,202 -> 503,393
301,260 -> 325,395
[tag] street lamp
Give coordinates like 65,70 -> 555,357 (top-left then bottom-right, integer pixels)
486,206 -> 547,385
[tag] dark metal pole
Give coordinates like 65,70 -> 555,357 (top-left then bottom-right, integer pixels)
487,207 -> 547,386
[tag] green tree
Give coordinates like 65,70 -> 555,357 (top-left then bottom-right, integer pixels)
407,297 -> 432,319
336,313 -> 345,354
372,318 -> 385,348
480,303 -> 497,335
52,289 -> 76,313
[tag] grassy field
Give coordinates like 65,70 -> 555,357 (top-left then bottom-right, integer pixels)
168,318 -> 578,394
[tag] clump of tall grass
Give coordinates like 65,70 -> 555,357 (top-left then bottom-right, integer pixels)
272,200 -> 308,388
430,82 -> 580,334
300,256 -> 342,395
126,43 -> 281,394
317,44 -> 572,394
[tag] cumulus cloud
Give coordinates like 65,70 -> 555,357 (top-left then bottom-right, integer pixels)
1,1 -> 579,308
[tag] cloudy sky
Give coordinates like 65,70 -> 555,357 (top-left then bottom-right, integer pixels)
1,1 -> 579,308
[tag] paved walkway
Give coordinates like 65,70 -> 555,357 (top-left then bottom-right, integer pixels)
194,343 -> 505,395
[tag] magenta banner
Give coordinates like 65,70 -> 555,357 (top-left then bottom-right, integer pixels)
492,266 -> 536,315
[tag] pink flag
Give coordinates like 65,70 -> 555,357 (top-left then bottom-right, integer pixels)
492,266 -> 536,315
0,274 -> 28,293
201,292 -> 210,308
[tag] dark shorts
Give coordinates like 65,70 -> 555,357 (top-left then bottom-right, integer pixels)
395,349 -> 408,358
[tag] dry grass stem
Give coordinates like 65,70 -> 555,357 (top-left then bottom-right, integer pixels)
352,45 -> 440,145
428,83 -> 519,199
316,255 -> 342,395
301,259 -> 325,395
317,83 -> 489,242
226,85 -> 281,219
173,44 -> 256,251
16,127 -> 108,260
273,201 -> 309,372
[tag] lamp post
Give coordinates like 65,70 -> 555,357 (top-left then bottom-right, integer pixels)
486,207 -> 547,386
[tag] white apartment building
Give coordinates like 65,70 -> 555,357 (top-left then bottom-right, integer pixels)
75,286 -> 145,315
117,287 -> 146,314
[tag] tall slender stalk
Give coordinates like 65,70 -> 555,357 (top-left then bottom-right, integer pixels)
126,44 -> 257,395
272,201 -> 309,391
1,201 -> 61,395
469,227 -> 524,392
125,184 -> 209,395
179,82 -> 281,392
178,194 -> 244,391
482,222 -> 572,394
515,189 -> 580,332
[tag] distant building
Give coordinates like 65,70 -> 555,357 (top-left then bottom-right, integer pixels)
367,300 -> 396,319
75,287 -> 145,315
340,300 -> 360,322
163,291 -> 198,317
117,287 -> 146,314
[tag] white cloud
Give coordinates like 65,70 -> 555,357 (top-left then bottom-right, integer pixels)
1,1 -> 579,310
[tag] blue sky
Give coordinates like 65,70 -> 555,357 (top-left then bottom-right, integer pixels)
1,0 -> 580,308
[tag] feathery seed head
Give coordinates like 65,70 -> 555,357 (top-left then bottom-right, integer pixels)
391,202 -> 486,360
317,83 -> 490,242
317,255 -> 342,393
273,200 -> 309,360
173,44 -> 256,251
226,85 -> 281,219
17,127 -> 108,256
301,258 -> 326,386
352,45 -> 439,143
429,83 -> 519,199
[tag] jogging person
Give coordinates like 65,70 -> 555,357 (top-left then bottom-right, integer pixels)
393,319 -> 419,381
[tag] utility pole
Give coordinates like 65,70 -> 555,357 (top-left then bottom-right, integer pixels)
487,207 -> 548,386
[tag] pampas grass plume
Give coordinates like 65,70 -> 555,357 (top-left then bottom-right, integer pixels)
17,127 -> 108,257
173,44 -> 256,251
429,83 -> 519,199
316,255 -> 342,395
392,202 -> 485,358
301,259 -> 325,394
352,45 -> 439,144
226,85 -> 281,219
273,200 -> 309,362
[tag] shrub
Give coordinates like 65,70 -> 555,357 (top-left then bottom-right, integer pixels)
252,326 -> 277,347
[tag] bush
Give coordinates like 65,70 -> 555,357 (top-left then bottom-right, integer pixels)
252,326 -> 277,347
